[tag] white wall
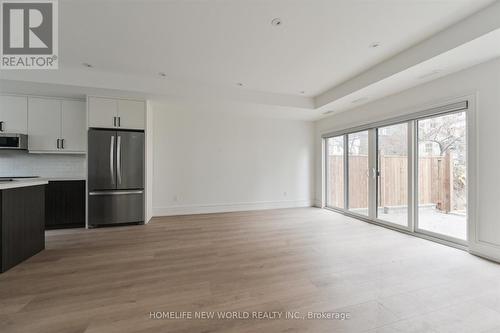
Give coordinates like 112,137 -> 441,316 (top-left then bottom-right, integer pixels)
151,100 -> 315,216
315,57 -> 500,261
0,150 -> 86,179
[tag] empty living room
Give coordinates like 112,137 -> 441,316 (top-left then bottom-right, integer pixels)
1,0 -> 500,332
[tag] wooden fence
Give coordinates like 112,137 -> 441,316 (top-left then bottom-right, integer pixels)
327,154 -> 453,211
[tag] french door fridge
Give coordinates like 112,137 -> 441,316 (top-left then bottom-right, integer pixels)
88,129 -> 144,226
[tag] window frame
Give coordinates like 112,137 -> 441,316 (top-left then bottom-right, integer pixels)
414,110 -> 469,246
322,99 -> 471,246
324,135 -> 346,210
373,121 -> 413,232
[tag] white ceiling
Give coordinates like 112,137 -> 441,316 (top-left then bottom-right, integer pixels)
316,28 -> 500,118
3,25 -> 499,122
1,0 -> 499,120
58,0 -> 495,97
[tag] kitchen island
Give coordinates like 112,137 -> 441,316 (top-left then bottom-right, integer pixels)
1,178 -> 48,273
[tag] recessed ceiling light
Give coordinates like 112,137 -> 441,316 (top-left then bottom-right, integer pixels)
158,72 -> 167,78
236,82 -> 243,87
369,42 -> 381,48
351,97 -> 369,104
82,63 -> 93,68
271,18 -> 282,26
322,110 -> 334,115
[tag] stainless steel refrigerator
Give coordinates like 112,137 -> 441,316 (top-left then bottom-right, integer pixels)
88,129 -> 144,227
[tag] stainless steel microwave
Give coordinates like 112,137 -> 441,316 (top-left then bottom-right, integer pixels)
0,133 -> 28,150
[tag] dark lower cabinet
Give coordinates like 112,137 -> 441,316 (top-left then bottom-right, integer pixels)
46,180 -> 86,229
1,185 -> 45,273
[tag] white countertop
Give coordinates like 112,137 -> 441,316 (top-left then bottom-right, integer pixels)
0,178 -> 49,190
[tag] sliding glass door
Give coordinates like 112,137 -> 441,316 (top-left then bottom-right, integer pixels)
376,123 -> 409,227
323,101 -> 469,245
348,131 -> 369,216
326,136 -> 345,209
416,111 -> 467,242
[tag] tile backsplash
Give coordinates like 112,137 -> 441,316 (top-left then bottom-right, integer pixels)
0,151 -> 86,179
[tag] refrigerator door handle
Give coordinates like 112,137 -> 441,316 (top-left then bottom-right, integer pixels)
117,135 -> 122,185
110,135 -> 115,185
89,190 -> 144,196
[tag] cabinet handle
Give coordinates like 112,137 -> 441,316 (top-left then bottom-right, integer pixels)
61,139 -> 65,149
57,139 -> 60,149
118,117 -> 121,127
0,121 -> 3,132
113,117 -> 116,127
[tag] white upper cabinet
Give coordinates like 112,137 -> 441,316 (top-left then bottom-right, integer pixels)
117,100 -> 145,130
28,97 -> 86,153
88,97 -> 117,128
0,95 -> 28,134
88,97 -> 145,130
28,98 -> 61,152
61,100 -> 86,152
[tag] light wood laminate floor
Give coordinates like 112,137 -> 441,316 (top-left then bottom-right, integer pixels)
2,208 -> 500,333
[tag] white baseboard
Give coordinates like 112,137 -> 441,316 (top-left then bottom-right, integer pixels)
469,240 -> 500,264
153,199 -> 313,217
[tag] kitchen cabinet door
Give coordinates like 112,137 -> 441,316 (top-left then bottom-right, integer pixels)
61,100 -> 86,152
88,97 -> 117,128
28,98 -> 61,152
117,99 -> 145,130
0,95 -> 28,134
45,181 -> 85,229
